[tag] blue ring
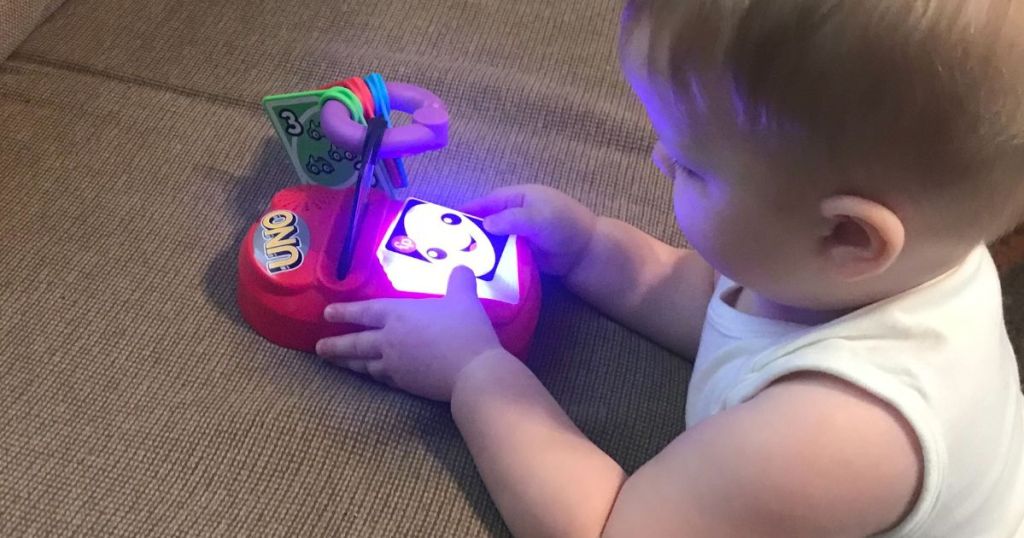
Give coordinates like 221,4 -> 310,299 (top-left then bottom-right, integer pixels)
365,73 -> 391,122
368,74 -> 389,116
364,73 -> 408,188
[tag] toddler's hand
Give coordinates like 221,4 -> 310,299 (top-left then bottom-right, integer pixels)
461,185 -> 598,276
316,266 -> 505,402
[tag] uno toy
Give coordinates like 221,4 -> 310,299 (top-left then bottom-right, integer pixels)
237,75 -> 542,360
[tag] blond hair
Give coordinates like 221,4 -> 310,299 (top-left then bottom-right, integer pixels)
622,0 -> 1024,241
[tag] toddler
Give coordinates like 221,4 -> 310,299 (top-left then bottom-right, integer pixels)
317,0 -> 1024,535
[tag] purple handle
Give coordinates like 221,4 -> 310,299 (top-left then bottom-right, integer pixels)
321,82 -> 449,159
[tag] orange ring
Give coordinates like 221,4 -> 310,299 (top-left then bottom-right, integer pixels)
339,77 -> 375,119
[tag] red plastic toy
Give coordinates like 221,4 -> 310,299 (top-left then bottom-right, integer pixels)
237,185 -> 542,360
241,77 -> 542,360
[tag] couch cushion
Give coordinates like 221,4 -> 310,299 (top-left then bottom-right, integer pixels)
0,0 -> 693,534
0,0 -> 65,60
14,0 -> 687,238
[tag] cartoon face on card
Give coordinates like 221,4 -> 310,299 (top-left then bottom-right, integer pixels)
385,199 -> 508,280
378,199 -> 520,303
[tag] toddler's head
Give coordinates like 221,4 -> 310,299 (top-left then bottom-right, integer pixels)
620,0 -> 1024,312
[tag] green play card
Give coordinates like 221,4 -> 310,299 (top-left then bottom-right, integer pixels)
262,90 -> 360,188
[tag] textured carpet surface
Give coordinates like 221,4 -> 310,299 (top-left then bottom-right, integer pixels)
0,0 -> 690,536
0,0 -> 65,60
1,0 -> 1021,536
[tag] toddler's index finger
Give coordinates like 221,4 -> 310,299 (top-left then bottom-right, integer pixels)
458,187 -> 527,217
324,300 -> 389,328
483,208 -> 534,236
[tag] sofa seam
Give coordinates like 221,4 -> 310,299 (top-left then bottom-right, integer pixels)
8,52 -> 261,112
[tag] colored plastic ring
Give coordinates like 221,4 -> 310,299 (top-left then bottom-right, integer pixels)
351,77 -> 377,116
365,76 -> 409,188
340,77 -> 375,119
320,87 -> 365,125
364,73 -> 391,118
321,82 -> 448,159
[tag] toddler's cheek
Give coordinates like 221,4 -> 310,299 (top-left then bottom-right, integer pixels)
672,191 -> 715,249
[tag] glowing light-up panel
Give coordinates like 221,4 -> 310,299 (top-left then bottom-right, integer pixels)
377,198 -> 520,303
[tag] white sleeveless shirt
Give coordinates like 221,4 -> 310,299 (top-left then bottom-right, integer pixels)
687,246 -> 1024,537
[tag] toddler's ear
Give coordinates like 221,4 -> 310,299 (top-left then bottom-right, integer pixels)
819,195 -> 906,281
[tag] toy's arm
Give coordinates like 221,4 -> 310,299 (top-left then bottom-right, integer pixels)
320,82 -> 448,159
451,360 -> 923,538
564,217 -> 715,358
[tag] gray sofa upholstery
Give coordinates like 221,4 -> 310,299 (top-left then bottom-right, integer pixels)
4,1 -> 1022,535
0,0 -> 693,535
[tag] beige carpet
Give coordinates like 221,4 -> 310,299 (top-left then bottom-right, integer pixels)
1,0 -> 1020,535
0,0 -> 690,535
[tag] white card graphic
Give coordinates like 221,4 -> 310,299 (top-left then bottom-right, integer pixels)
376,198 -> 520,303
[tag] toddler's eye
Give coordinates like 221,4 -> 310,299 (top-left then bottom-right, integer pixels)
671,159 -> 704,182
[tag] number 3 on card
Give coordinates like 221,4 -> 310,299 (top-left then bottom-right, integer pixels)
279,109 -> 303,136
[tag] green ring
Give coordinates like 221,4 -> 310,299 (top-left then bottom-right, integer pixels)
319,87 -> 366,125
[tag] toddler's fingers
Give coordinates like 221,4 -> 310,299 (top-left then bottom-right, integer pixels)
483,207 -> 535,236
337,359 -> 370,375
316,330 -> 384,360
324,300 -> 389,327
365,360 -> 397,387
459,187 -> 527,217
445,265 -> 479,299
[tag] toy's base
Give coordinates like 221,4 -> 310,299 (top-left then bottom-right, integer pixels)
237,185 -> 541,360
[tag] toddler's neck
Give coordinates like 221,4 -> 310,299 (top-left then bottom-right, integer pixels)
731,287 -> 857,326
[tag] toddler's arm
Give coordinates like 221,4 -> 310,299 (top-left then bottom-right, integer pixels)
452,359 -> 922,538
565,216 -> 715,357
463,185 -> 715,358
